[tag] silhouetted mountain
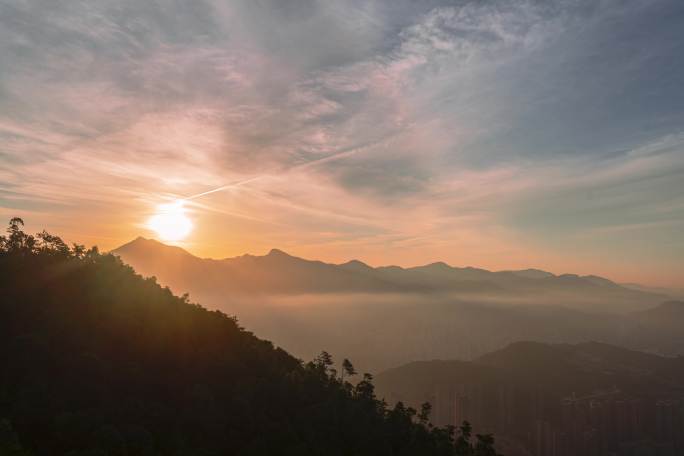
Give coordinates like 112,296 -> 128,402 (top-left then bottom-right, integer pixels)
622,283 -> 684,300
505,268 -> 555,279
112,237 -> 664,312
476,341 -> 684,394
113,237 -> 406,295
628,301 -> 684,355
339,259 -> 375,273
0,220 -> 499,456
376,341 -> 684,456
108,239 -> 678,373
634,300 -> 684,328
378,341 -> 684,400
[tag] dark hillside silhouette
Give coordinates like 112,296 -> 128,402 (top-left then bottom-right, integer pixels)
0,218 -> 501,455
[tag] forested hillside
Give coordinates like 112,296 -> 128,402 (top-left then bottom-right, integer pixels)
0,218 -> 499,455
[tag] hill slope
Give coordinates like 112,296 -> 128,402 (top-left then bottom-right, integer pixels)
0,220 -> 497,456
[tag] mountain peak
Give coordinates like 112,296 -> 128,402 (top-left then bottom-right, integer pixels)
118,236 -> 163,248
112,236 -> 154,252
582,275 -> 617,287
112,236 -> 194,259
507,268 -> 555,279
267,248 -> 291,257
422,261 -> 452,271
340,259 -> 372,271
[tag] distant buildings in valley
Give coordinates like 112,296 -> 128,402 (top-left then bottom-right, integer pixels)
423,385 -> 684,456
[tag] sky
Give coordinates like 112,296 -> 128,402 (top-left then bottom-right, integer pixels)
0,0 -> 683,287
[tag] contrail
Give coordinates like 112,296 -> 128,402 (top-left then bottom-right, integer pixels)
182,133 -> 393,202
183,177 -> 261,201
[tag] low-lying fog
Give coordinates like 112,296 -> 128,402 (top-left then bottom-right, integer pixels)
194,291 -> 671,373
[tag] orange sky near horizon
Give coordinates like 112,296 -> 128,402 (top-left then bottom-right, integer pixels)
2,197 -> 679,290
1,1 -> 683,290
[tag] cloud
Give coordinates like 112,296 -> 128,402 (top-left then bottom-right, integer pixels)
0,0 -> 683,286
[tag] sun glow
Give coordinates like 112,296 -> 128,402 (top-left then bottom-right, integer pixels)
147,200 -> 193,241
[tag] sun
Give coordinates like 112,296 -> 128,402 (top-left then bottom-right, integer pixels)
147,200 -> 193,241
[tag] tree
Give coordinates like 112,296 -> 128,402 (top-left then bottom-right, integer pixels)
314,350 -> 334,375
474,434 -> 498,456
0,217 -> 35,254
71,243 -> 86,259
0,218 -> 87,259
341,358 -> 357,381
355,373 -> 376,400
36,230 -> 70,256
454,421 -> 473,455
418,402 -> 432,426
452,421 -> 501,456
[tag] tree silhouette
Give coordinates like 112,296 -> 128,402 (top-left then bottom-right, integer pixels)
419,402 -> 433,426
342,358 -> 357,381
0,217 -> 35,254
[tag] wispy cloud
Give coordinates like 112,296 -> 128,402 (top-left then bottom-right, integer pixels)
0,0 -> 682,286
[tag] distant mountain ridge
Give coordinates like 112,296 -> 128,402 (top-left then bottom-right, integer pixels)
629,300 -> 684,354
109,238 -> 679,371
376,340 -> 684,399
374,341 -> 684,455
112,237 -> 665,310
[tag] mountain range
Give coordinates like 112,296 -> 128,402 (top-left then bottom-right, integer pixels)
112,237 -> 666,312
110,238 -> 682,372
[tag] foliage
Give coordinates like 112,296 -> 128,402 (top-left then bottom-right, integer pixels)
0,219 -> 502,456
